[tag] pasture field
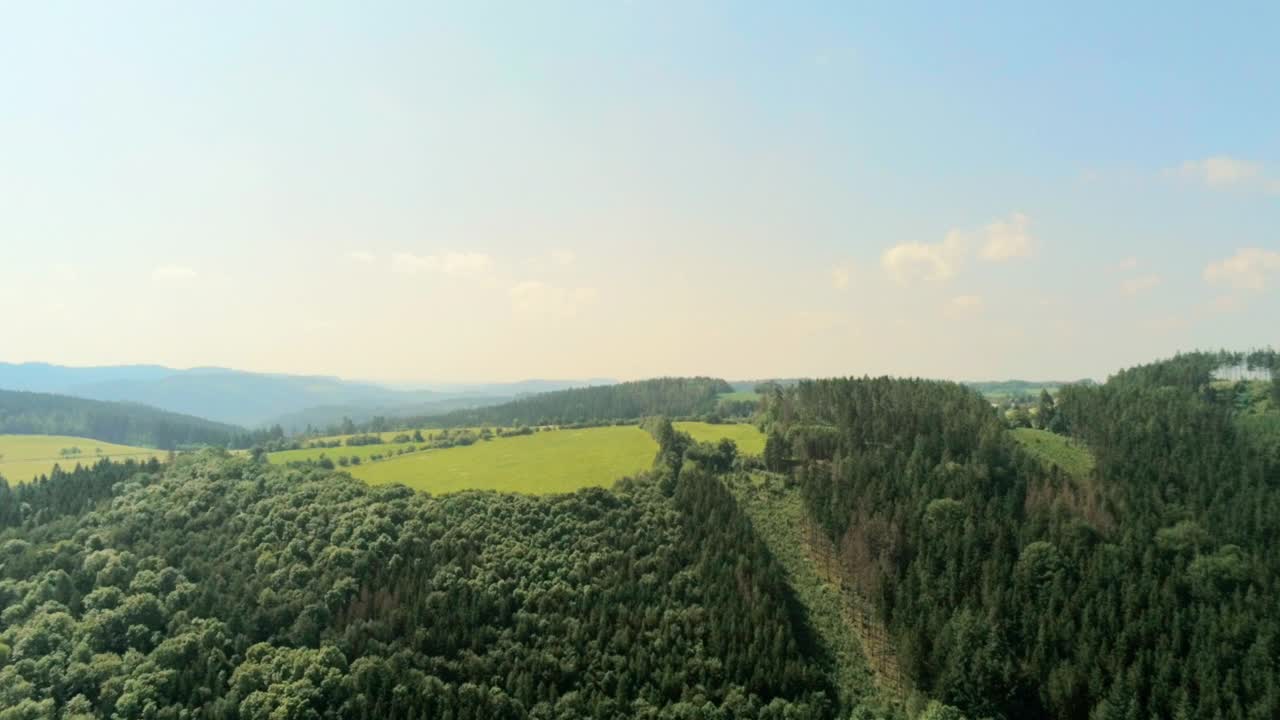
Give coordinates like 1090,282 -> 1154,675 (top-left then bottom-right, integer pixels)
268,440 -> 426,465
302,429 -> 437,445
349,425 -> 657,495
300,426 -> 547,447
1011,428 -> 1095,480
267,427 -> 554,465
0,434 -> 164,485
675,421 -> 766,455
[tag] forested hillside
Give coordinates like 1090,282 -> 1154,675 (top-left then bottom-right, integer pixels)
428,377 -> 735,428
0,450 -> 835,718
761,354 -> 1280,719
0,390 -> 247,450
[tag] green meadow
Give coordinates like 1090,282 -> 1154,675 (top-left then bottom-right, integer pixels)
348,425 -> 658,495
0,434 -> 164,485
272,422 -> 764,496
675,421 -> 766,455
268,440 -> 426,465
1011,427 -> 1095,480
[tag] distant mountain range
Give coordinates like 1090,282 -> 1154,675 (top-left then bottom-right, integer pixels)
0,363 -> 614,428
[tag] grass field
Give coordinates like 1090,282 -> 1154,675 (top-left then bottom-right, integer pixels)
1011,428 -> 1095,479
302,429 -> 439,446
675,421 -> 766,455
0,435 -> 164,485
717,390 -> 761,403
268,440 -> 425,465
348,425 -> 658,495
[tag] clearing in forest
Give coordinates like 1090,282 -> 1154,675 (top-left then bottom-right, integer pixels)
348,425 -> 657,495
674,421 -> 766,455
0,434 -> 164,485
725,474 -> 895,713
1011,428 -> 1095,479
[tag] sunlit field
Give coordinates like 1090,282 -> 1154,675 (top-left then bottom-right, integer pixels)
0,434 -> 163,484
348,425 -> 658,495
675,421 -> 766,455
267,439 -> 427,465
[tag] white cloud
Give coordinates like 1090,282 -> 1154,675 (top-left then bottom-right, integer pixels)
883,212 -> 1033,284
1203,248 -> 1280,291
1120,274 -> 1162,296
509,281 -> 598,317
979,212 -> 1034,261
1106,257 -> 1139,273
152,265 -> 197,282
1168,155 -> 1262,187
392,251 -> 493,277
944,294 -> 984,317
882,231 -> 965,285
830,264 -> 853,290
550,249 -> 577,267
348,251 -> 376,264
1168,155 -> 1280,195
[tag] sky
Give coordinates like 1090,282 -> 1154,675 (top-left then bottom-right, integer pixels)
2,2 -> 1278,383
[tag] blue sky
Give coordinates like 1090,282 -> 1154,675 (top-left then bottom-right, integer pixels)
1,2 -> 1277,382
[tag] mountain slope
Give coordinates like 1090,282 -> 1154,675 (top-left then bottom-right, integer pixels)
0,451 -> 836,717
0,389 -> 244,449
0,363 -> 613,427
761,356 -> 1280,720
429,377 -> 734,427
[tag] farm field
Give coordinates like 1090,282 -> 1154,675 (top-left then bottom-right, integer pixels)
675,421 -> 766,455
1011,427 -> 1095,480
301,429 -> 438,446
349,425 -> 658,495
268,439 -> 427,465
0,434 -> 164,485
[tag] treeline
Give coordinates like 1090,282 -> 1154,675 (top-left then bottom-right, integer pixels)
0,449 -> 837,718
761,358 -> 1280,720
419,377 -> 737,428
0,389 -> 253,450
0,457 -> 163,528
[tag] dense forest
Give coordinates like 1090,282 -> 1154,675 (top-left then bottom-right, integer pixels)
0,445 -> 839,718
762,351 -> 1280,719
3,352 -> 1277,718
421,378 -> 736,429
0,390 -> 253,450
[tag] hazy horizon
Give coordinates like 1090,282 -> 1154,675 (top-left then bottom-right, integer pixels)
4,356 -> 1112,388
4,3 -> 1277,383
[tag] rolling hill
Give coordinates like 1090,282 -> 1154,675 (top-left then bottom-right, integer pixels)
428,377 -> 734,428
0,362 -> 611,427
0,389 -> 245,449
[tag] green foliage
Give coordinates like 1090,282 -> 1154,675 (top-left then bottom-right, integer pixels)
727,473 -> 892,718
430,377 -> 734,427
917,700 -> 969,720
0,451 -> 833,718
764,360 -> 1280,720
